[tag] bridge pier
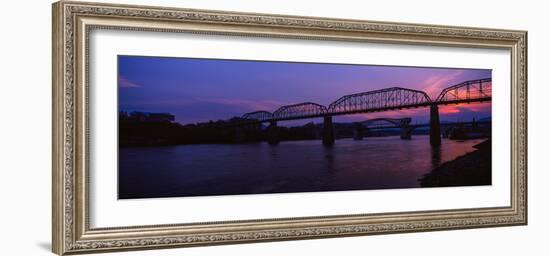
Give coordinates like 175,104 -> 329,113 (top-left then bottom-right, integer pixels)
400,126 -> 412,140
267,120 -> 279,145
353,123 -> 364,140
430,105 -> 441,146
322,116 -> 335,146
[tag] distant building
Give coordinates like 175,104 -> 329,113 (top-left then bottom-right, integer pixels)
119,111 -> 175,123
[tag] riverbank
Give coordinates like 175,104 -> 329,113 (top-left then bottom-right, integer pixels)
419,139 -> 491,187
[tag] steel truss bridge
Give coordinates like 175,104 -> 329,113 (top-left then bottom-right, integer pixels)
238,78 -> 492,146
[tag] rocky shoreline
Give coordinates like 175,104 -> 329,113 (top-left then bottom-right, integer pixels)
419,139 -> 491,187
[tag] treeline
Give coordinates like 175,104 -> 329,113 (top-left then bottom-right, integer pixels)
119,119 -> 329,147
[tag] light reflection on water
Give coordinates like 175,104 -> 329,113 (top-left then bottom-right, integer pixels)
118,135 -> 485,199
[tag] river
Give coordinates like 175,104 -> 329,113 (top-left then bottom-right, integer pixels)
118,135 -> 486,199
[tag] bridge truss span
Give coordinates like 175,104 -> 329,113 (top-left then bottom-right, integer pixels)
435,78 -> 492,105
242,111 -> 273,122
273,102 -> 328,121
328,87 -> 432,115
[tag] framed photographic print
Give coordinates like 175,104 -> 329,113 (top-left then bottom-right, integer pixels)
52,1 -> 527,255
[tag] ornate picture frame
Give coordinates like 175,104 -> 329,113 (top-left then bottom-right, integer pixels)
52,1 -> 527,255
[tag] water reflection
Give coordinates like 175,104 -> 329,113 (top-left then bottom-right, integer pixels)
323,146 -> 335,172
431,145 -> 442,169
118,135 -> 486,199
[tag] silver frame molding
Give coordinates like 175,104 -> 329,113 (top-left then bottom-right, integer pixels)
52,1 -> 527,255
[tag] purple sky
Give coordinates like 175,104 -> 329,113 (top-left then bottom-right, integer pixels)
118,56 -> 491,126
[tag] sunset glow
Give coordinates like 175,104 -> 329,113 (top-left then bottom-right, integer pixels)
118,56 -> 491,125
118,55 -> 493,199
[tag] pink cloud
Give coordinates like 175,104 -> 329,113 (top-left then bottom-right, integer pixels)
118,76 -> 142,88
439,102 -> 491,115
420,70 -> 466,99
439,106 -> 461,114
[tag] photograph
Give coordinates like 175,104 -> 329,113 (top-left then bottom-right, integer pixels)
117,56 -> 493,199
45,1 -> 530,255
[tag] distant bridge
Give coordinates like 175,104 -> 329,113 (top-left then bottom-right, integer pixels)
237,78 -> 491,146
352,118 -> 491,141
353,118 -> 414,140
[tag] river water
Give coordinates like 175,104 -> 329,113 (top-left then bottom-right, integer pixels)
118,135 -> 486,199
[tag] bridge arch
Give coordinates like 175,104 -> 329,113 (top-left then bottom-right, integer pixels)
354,117 -> 414,140
359,117 -> 412,128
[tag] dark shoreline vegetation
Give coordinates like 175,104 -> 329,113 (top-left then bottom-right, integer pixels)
119,118 -> 324,147
419,139 -> 491,187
